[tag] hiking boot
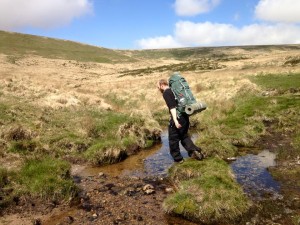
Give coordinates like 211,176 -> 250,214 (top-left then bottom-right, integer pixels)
191,151 -> 204,160
175,159 -> 185,164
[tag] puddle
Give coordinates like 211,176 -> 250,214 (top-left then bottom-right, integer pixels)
230,150 -> 281,199
74,131 -> 281,199
76,131 -> 195,178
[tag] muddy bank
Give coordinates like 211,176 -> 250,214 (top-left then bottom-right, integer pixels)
1,173 -> 197,225
1,128 -> 300,225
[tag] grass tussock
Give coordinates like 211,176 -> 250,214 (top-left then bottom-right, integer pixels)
195,73 -> 300,159
0,94 -> 161,165
0,157 -> 78,210
15,157 -> 78,200
164,158 -> 251,223
249,73 -> 300,154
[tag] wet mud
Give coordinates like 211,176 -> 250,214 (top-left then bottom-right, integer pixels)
1,129 -> 300,225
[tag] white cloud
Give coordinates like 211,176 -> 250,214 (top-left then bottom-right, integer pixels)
0,0 -> 93,30
136,21 -> 300,49
136,35 -> 183,49
176,21 -> 300,46
255,0 -> 300,23
174,0 -> 221,16
136,0 -> 300,49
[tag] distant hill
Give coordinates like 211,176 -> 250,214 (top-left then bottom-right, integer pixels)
125,44 -> 300,61
1,30 -> 300,63
0,30 -> 134,63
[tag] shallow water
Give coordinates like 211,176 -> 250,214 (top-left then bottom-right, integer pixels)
230,150 -> 281,199
77,131 -> 281,199
79,131 -> 193,178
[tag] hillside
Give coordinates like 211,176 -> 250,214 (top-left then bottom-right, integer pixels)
2,30 -> 300,63
0,30 -> 134,63
0,30 -> 300,225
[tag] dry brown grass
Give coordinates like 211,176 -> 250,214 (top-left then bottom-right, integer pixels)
0,47 -> 300,123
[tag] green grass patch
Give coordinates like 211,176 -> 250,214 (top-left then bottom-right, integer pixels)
164,158 -> 251,223
0,93 -> 159,164
9,140 -> 38,153
197,73 -> 300,159
16,157 -> 78,200
196,95 -> 266,158
1,159 -> 78,209
250,73 -> 300,153
250,73 -> 300,91
83,140 -> 126,165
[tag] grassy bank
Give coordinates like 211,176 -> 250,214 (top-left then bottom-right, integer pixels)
164,158 -> 251,224
0,93 -> 161,165
195,73 -> 300,159
0,157 -> 77,212
164,73 -> 300,223
0,90 -> 161,211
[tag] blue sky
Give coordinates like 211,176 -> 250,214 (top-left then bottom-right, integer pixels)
0,0 -> 300,49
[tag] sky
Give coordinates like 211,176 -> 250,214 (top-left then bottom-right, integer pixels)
0,0 -> 300,50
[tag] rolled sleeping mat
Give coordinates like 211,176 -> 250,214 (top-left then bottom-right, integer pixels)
185,102 -> 207,115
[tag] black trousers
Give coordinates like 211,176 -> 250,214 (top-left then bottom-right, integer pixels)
168,114 -> 200,162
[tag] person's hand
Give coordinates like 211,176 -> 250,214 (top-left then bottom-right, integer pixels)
175,121 -> 182,129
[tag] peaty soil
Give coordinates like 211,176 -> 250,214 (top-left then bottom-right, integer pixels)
1,126 -> 300,225
0,172 -> 197,225
1,128 -> 300,225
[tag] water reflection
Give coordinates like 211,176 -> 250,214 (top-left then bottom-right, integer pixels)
79,131 -> 194,178
77,132 -> 282,200
231,150 -> 281,199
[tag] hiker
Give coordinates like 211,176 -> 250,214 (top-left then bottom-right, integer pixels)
157,79 -> 203,163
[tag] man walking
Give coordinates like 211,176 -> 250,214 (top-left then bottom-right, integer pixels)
157,79 -> 203,163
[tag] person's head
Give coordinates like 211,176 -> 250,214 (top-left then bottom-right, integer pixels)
157,79 -> 168,93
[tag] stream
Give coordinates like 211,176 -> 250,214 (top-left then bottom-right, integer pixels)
77,130 -> 282,199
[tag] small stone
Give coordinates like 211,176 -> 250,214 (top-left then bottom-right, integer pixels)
226,157 -> 237,161
144,189 -> 155,195
92,213 -> 98,218
98,172 -> 105,177
142,184 -> 154,191
165,187 -> 174,193
142,184 -> 155,194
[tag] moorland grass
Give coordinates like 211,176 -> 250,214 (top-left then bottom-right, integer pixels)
118,60 -> 224,77
0,167 -> 11,208
0,30 -> 133,63
164,73 -> 300,223
0,167 -> 8,190
164,158 -> 250,223
127,45 -> 300,61
250,73 -> 300,91
0,87 -> 161,211
0,157 -> 77,209
249,73 -> 300,155
16,157 -> 78,200
0,92 -> 159,165
195,73 -> 300,159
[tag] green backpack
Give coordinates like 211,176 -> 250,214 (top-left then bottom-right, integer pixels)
169,72 -> 207,117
